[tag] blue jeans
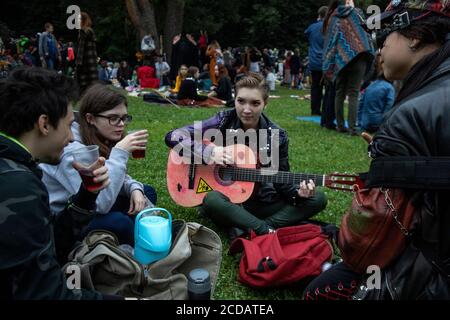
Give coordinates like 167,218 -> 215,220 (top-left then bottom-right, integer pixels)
45,57 -> 55,70
80,185 -> 157,246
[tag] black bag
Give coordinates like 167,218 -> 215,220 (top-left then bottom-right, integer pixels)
143,92 -> 175,105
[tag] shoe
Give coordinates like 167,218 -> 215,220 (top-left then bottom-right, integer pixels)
348,129 -> 358,136
336,127 -> 348,133
227,227 -> 247,241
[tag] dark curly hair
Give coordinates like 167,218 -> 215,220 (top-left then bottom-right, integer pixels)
0,67 -> 78,137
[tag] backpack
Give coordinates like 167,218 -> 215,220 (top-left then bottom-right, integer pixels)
229,223 -> 334,288
63,220 -> 222,299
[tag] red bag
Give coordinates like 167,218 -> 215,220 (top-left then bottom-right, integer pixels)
229,224 -> 333,288
338,187 -> 416,274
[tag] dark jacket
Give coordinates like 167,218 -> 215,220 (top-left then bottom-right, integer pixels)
214,76 -> 233,102
289,54 -> 301,75
367,56 -> 450,299
0,135 -> 107,300
177,78 -> 208,101
165,109 -> 301,205
170,36 -> 199,81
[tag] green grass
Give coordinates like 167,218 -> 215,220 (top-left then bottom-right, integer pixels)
125,86 -> 370,300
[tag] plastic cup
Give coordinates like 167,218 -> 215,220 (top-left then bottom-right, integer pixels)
72,145 -> 102,192
128,129 -> 147,159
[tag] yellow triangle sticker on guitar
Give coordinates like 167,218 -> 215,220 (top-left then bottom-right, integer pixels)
196,178 -> 213,194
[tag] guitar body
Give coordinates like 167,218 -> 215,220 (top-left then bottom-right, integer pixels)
167,144 -> 257,207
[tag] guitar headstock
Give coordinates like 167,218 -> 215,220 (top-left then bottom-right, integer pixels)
324,173 -> 364,192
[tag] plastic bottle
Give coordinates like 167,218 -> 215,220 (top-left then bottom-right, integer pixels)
187,268 -> 211,300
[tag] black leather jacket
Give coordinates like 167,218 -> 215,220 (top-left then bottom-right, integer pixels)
165,109 -> 302,205
366,56 -> 450,299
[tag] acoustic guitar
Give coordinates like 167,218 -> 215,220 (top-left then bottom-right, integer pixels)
167,144 -> 363,207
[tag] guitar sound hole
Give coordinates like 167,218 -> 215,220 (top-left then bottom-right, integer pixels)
215,166 -> 234,187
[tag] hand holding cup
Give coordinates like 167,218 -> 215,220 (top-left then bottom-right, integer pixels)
116,129 -> 148,159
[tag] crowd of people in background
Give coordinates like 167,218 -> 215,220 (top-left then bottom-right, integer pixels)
0,4 -> 394,135
3,0 -> 450,301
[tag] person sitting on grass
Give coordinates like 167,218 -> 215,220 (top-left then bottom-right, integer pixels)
137,59 -> 160,89
357,55 -> 395,134
208,64 -> 233,104
169,64 -> 188,94
166,73 -> 327,239
40,84 -> 157,247
177,66 -> 225,106
0,67 -> 123,299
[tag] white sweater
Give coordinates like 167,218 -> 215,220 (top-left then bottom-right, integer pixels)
40,122 -> 144,215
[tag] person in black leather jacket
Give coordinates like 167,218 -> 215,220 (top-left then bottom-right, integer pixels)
303,0 -> 450,300
166,73 -> 327,239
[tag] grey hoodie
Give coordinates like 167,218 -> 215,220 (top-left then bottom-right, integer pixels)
40,122 -> 144,215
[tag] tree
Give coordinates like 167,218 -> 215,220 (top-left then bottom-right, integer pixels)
125,0 -> 185,60
125,0 -> 158,42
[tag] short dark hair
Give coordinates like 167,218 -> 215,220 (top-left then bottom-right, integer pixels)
44,23 -> 53,30
318,6 -> 328,19
187,66 -> 199,77
0,67 -> 79,137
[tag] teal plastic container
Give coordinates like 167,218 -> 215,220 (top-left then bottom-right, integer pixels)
134,208 -> 172,265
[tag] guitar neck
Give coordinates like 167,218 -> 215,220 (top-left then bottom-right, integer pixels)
220,167 -> 326,187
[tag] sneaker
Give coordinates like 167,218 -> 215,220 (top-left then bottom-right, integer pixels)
348,129 -> 358,136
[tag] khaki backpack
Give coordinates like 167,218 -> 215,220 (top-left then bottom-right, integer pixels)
63,220 -> 222,299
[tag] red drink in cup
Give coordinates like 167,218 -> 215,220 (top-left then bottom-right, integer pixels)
128,129 -> 147,160
79,169 -> 103,192
72,145 -> 102,192
132,149 -> 146,159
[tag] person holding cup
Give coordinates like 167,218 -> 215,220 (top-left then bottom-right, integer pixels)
41,84 -> 157,246
0,67 -> 122,299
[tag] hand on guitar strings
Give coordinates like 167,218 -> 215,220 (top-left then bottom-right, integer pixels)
298,179 -> 316,198
210,146 -> 234,165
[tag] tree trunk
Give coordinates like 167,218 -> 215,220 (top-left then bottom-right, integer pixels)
124,0 -> 159,50
163,0 -> 185,62
125,0 -> 185,59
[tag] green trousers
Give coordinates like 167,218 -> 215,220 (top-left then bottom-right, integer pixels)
201,190 -> 327,235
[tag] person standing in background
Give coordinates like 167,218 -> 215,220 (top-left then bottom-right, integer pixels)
206,40 -> 222,86
155,55 -> 171,86
305,6 -> 328,115
38,23 -> 61,70
76,12 -> 99,93
322,0 -> 375,135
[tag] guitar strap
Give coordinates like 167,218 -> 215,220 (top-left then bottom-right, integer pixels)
362,157 -> 450,190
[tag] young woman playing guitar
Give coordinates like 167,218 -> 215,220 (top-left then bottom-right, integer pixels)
165,73 -> 327,239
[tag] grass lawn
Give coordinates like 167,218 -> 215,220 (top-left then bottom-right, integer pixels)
125,86 -> 371,300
